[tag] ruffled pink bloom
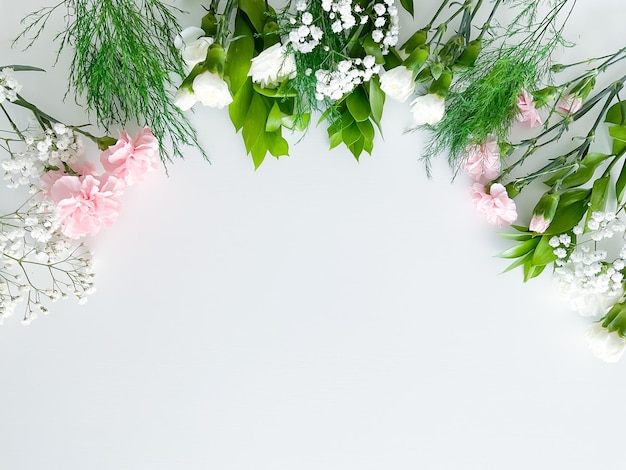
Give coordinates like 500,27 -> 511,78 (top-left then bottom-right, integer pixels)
49,174 -> 124,239
529,214 -> 550,233
516,89 -> 542,127
470,183 -> 517,226
463,136 -> 501,182
100,128 -> 159,185
40,162 -> 99,197
556,94 -> 582,114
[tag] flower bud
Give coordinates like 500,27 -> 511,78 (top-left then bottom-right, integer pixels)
403,45 -> 429,73
429,71 -> 452,96
456,40 -> 482,67
201,10 -> 218,37
205,43 -> 227,76
529,190 -> 560,233
531,86 -> 558,108
263,21 -> 281,49
400,29 -> 428,54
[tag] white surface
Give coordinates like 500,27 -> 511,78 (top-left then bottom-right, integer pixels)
1,1 -> 625,469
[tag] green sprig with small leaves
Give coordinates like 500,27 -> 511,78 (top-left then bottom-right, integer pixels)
15,0 -> 205,164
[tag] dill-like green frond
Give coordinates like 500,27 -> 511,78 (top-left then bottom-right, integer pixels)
18,0 -> 205,163
427,53 -> 538,172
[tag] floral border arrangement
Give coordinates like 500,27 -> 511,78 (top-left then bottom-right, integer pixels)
5,0 -> 626,363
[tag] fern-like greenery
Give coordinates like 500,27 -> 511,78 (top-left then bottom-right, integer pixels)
424,0 -> 575,174
16,0 -> 205,163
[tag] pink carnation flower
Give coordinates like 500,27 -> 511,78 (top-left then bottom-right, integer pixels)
556,94 -> 582,114
49,174 -> 124,239
516,89 -> 542,127
470,183 -> 517,226
100,128 -> 159,185
463,136 -> 501,182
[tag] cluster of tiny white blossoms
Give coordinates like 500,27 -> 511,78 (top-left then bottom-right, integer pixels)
315,56 -> 380,100
551,212 -> 626,317
2,123 -> 82,190
289,0 -> 399,54
288,0 -> 324,54
0,67 -> 22,104
286,0 -> 399,99
0,198 -> 94,325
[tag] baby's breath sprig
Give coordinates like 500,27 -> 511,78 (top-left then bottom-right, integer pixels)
15,0 -> 205,164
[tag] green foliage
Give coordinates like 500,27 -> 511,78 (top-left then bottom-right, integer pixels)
225,3 -> 301,168
325,79 -> 384,160
427,56 -> 538,169
17,0 -> 203,163
498,230 -> 556,282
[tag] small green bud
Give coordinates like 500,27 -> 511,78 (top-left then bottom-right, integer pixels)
456,40 -> 482,67
201,10 -> 218,37
400,29 -> 428,54
96,135 -> 118,151
531,86 -> 558,108
263,22 -> 281,48
205,43 -> 227,75
504,181 -> 523,199
403,45 -> 429,73
529,190 -> 560,233
429,70 -> 452,96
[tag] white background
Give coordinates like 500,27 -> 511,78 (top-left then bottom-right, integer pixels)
2,1 -> 626,469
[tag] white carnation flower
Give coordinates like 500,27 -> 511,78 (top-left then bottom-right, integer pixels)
410,93 -> 445,125
174,87 -> 197,111
586,322 -> 626,363
248,44 -> 296,88
379,66 -> 414,102
192,72 -> 233,109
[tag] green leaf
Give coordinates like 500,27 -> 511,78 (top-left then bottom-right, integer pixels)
356,119 -> 375,143
362,36 -> 385,64
560,152 -> 610,189
238,0 -> 267,33
3,65 -> 45,72
531,235 -> 558,266
266,131 -> 289,157
229,79 -> 253,131
346,86 -> 371,122
282,113 -> 309,131
363,136 -> 373,155
225,13 -> 255,92
605,100 -> 626,126
348,136 -> 365,160
266,101 -> 282,132
542,189 -> 591,236
242,93 -> 268,152
400,0 -> 414,16
368,77 -> 385,133
329,130 -> 343,149
250,132 -> 267,169
524,263 -> 546,282
497,238 -> 540,259
498,232 -> 533,241
609,125 -> 626,155
252,83 -> 297,98
342,122 -> 361,147
502,251 -> 533,273
615,159 -> 626,204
